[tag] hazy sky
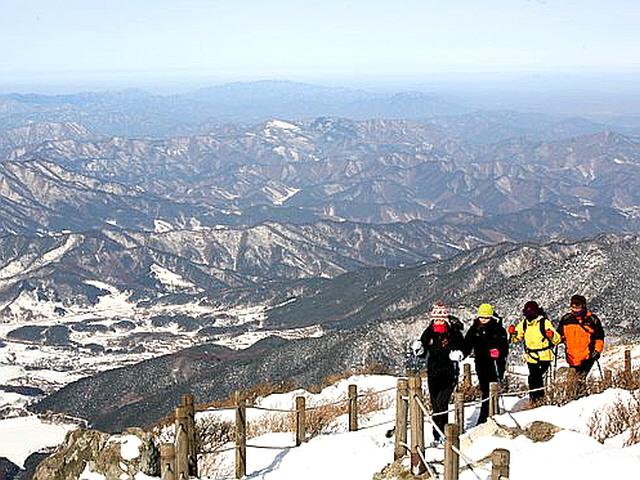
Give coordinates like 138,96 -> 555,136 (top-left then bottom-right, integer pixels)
2,0 -> 639,90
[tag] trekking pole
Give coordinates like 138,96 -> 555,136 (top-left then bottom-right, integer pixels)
596,359 -> 604,381
493,359 -> 505,389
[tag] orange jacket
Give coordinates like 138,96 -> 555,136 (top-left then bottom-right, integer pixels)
558,311 -> 605,367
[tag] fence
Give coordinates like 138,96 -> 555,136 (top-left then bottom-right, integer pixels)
159,348 -> 638,479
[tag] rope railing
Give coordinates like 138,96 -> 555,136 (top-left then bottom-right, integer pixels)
356,386 -> 396,398
198,385 -> 395,416
245,405 -> 297,413
162,349 -> 638,480
414,443 -> 438,478
246,444 -> 295,450
425,412 -> 487,480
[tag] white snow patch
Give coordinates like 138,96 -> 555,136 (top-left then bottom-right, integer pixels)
119,434 -> 142,461
78,464 -> 106,480
266,119 -> 299,130
150,264 -> 195,290
0,416 -> 76,468
154,219 -> 173,233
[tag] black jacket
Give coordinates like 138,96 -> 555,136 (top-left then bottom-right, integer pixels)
419,317 -> 465,380
463,317 -> 509,381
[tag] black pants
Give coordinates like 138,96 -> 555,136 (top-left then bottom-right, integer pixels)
476,361 -> 504,425
477,380 -> 491,425
572,359 -> 595,398
427,374 -> 455,440
527,361 -> 551,402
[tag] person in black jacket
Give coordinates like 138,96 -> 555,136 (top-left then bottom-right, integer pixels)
463,303 -> 509,425
413,301 -> 465,443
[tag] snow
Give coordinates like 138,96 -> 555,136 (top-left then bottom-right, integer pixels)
78,464 -> 106,480
0,235 -> 80,284
154,219 -> 173,233
265,120 -> 299,131
119,434 -> 142,461
191,375 -> 640,480
150,264 -> 196,290
0,415 -> 76,468
3,371 -> 640,479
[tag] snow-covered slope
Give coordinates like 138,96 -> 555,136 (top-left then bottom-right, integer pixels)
41,370 -> 640,480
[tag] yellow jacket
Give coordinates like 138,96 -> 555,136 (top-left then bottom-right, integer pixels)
511,315 -> 561,363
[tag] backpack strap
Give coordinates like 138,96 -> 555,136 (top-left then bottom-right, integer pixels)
523,316 -> 553,360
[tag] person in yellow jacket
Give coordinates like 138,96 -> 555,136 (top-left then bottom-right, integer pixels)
508,301 -> 561,404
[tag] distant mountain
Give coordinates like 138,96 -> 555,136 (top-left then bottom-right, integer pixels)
425,110 -> 611,144
32,233 -> 640,431
0,81 -> 465,137
265,233 -> 640,331
2,207 -> 638,324
4,118 -> 638,226
0,159 -> 227,234
0,121 -> 97,161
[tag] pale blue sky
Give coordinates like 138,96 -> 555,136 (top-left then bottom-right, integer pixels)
2,0 -> 639,90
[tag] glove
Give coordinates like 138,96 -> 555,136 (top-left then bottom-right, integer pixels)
545,329 -> 554,339
449,350 -> 464,362
590,350 -> 601,361
411,340 -> 424,356
507,325 -> 516,335
489,348 -> 500,359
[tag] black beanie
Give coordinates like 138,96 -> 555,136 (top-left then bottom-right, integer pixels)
523,300 -> 540,319
570,295 -> 587,307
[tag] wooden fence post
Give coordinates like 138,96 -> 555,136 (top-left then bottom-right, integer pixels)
174,406 -> 189,480
489,382 -> 500,417
160,443 -> 176,480
604,368 -> 613,388
444,423 -> 460,480
235,391 -> 246,479
394,378 -> 409,460
491,448 -> 510,480
454,391 -> 465,433
181,394 -> 197,477
463,363 -> 472,388
348,384 -> 358,432
625,349 -> 632,376
408,374 -> 425,474
295,396 -> 306,446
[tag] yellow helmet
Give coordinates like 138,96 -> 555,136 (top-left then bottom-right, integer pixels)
477,303 -> 494,317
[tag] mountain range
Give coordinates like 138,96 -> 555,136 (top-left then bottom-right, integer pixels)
31,233 -> 640,431
1,83 -> 640,437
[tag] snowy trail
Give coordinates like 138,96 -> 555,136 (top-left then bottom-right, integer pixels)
195,379 -> 640,480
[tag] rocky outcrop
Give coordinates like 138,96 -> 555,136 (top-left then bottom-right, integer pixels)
0,457 -> 20,480
32,428 -> 158,480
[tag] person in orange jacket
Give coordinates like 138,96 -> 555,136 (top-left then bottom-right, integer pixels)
557,295 -> 605,397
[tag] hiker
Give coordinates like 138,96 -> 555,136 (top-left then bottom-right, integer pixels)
508,301 -> 561,404
558,295 -> 605,398
463,303 -> 508,425
413,301 -> 464,443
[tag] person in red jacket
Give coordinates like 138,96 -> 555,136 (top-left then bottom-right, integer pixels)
557,295 -> 605,398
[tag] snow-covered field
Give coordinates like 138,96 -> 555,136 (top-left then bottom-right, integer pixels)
0,280 -> 324,405
0,281 -> 325,472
